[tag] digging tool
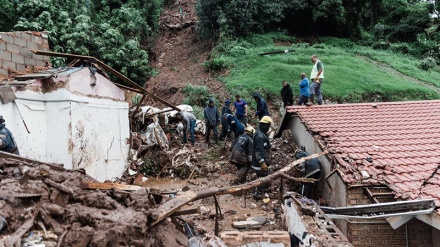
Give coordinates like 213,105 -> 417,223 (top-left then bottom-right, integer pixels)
219,132 -> 230,156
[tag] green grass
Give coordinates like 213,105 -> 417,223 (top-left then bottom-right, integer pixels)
213,34 -> 440,103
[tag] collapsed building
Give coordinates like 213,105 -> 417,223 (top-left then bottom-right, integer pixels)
278,101 -> 440,246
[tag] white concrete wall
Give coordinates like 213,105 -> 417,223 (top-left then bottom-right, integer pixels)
0,88 -> 129,182
288,116 -> 349,235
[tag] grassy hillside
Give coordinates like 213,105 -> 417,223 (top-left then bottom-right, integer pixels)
208,34 -> 440,105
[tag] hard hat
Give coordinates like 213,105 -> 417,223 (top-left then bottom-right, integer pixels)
245,125 -> 255,135
259,116 -> 273,124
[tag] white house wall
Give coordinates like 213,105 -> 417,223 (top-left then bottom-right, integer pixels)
1,88 -> 129,182
288,116 -> 349,235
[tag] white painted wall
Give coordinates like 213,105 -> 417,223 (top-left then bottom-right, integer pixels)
288,116 -> 348,235
0,87 -> 129,182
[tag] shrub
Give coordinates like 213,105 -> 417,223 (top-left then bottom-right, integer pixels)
203,57 -> 228,71
418,57 -> 437,70
182,84 -> 210,106
372,41 -> 390,50
229,46 -> 250,57
391,43 -> 412,54
312,43 -> 327,49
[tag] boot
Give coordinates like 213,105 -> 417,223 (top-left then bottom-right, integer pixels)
306,95 -> 314,106
235,166 -> 249,184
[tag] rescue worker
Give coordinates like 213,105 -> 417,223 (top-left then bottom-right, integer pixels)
223,113 -> 245,139
219,99 -> 233,141
280,80 -> 294,108
252,92 -> 270,120
229,125 -> 255,184
251,116 -> 272,199
204,98 -> 220,144
176,111 -> 197,146
294,149 -> 322,199
0,116 -> 19,155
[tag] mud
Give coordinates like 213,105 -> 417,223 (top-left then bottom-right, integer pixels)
0,155 -> 187,247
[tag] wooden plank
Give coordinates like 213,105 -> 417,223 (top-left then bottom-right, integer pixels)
171,207 -> 200,216
0,85 -> 16,104
79,181 -> 143,191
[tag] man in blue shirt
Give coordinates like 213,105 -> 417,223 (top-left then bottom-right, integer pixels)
232,95 -> 248,126
298,73 -> 310,105
176,112 -> 197,146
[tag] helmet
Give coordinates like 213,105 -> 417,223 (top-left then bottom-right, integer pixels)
259,116 -> 273,124
245,126 -> 255,135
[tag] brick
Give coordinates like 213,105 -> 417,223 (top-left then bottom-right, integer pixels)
31,35 -> 41,44
6,43 -> 20,54
12,54 -> 25,64
16,63 -> 26,71
38,44 -> 49,51
0,68 -> 8,76
36,60 -> 47,67
25,57 -> 36,66
0,50 -> 12,61
19,47 -> 33,57
21,32 -> 32,41
3,60 -> 16,70
0,33 -> 14,43
14,37 -> 26,47
26,41 -> 39,50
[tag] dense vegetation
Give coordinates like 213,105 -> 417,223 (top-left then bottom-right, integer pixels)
0,0 -> 163,84
206,33 -> 440,105
197,0 -> 440,63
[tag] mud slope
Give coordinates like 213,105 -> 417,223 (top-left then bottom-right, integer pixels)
146,0 -> 228,105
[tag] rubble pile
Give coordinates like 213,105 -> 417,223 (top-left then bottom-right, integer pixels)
0,155 -> 187,247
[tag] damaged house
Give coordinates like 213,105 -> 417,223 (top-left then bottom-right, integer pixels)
0,32 -> 130,182
278,100 -> 440,247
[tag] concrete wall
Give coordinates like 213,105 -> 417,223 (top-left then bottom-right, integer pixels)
0,31 -> 50,76
288,116 -> 348,235
0,88 -> 129,182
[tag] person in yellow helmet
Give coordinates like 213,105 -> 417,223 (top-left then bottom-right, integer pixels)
251,116 -> 272,199
229,125 -> 255,184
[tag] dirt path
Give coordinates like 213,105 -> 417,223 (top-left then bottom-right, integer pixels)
357,55 -> 440,95
146,0 -> 228,105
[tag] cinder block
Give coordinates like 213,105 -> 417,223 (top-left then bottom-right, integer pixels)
20,47 -> 33,57
38,43 -> 49,51
0,68 -> 8,76
25,57 -> 36,66
36,60 -> 47,67
33,54 -> 44,60
41,36 -> 49,46
26,41 -> 39,50
41,32 -> 48,39
16,63 -> 26,71
0,33 -> 15,43
12,54 -> 25,64
21,32 -> 32,41
14,37 -> 27,47
0,50 -> 12,61
6,43 -> 20,54
0,41 -> 5,50
3,60 -> 16,70
31,35 -> 41,44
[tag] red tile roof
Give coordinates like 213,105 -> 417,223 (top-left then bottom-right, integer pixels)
286,100 -> 440,208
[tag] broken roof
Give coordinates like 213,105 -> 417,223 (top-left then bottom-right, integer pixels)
285,100 -> 440,211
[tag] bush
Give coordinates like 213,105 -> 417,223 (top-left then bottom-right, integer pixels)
229,46 -> 250,57
391,43 -> 412,54
372,41 -> 390,50
312,43 -> 327,49
203,57 -> 228,71
182,84 -> 210,106
418,57 -> 437,70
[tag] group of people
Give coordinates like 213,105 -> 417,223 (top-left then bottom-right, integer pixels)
280,54 -> 324,107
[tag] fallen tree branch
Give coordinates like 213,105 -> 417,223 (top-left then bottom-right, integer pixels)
148,150 -> 328,228
279,173 -> 318,183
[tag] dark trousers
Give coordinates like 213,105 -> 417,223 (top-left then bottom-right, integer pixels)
205,124 -> 218,144
183,120 -> 196,145
298,95 -> 309,105
237,115 -> 247,126
299,171 -> 321,199
220,121 -> 230,140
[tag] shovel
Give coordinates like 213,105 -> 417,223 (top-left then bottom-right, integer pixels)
219,133 -> 230,156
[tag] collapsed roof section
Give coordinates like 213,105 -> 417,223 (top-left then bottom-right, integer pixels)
283,100 -> 440,215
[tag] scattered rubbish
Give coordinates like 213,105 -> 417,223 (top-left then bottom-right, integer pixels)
263,198 -> 271,204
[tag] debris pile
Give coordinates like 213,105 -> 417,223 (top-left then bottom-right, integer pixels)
0,153 -> 187,247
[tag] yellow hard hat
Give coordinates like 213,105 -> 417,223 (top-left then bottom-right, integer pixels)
259,116 -> 273,124
245,125 -> 255,135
